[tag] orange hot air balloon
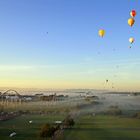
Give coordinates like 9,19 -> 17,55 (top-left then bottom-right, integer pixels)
128,18 -> 135,27
130,10 -> 136,18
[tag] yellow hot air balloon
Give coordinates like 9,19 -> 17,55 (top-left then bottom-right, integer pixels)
98,29 -> 105,37
128,18 -> 135,27
129,37 -> 134,44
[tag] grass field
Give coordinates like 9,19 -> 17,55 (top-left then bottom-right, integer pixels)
1,114 -> 140,140
0,114 -> 65,140
62,115 -> 140,140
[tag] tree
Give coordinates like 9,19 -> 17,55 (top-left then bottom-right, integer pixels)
69,118 -> 75,127
40,124 -> 56,139
63,116 -> 75,128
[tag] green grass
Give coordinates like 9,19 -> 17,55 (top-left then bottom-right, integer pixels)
63,115 -> 140,140
1,114 -> 140,140
0,114 -> 65,140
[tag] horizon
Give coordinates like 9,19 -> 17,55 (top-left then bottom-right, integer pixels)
0,87 -> 139,93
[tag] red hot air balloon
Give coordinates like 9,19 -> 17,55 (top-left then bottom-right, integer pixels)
130,10 -> 136,18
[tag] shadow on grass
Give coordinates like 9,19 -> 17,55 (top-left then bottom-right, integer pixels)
63,127 -> 140,140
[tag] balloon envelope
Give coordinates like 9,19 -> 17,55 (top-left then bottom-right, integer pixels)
129,38 -> 134,44
130,10 -> 136,17
106,79 -> 108,83
128,18 -> 135,27
98,29 -> 105,37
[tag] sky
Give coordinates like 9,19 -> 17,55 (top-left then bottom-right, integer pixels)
0,0 -> 140,91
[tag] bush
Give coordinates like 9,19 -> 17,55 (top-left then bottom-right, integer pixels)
105,106 -> 122,116
40,124 -> 56,138
63,116 -> 75,128
133,112 -> 140,119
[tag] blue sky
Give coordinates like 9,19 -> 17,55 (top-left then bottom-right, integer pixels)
0,0 -> 140,90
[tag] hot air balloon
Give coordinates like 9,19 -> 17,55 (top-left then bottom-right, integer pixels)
106,79 -> 108,83
128,18 -> 135,27
98,29 -> 105,37
130,10 -> 136,18
129,37 -> 134,44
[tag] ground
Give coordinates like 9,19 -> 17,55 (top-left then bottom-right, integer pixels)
0,114 -> 64,140
1,93 -> 140,140
0,114 -> 140,140
63,115 -> 140,140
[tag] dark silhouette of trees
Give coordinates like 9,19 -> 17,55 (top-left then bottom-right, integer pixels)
63,116 -> 75,128
40,124 -> 56,139
39,115 -> 75,139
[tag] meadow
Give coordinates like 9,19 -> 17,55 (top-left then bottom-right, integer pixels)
62,115 -> 140,140
1,114 -> 140,140
0,114 -> 65,140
